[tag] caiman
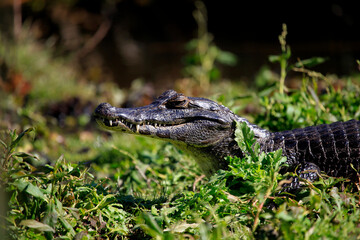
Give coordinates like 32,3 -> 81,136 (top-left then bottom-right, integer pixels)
94,90 -> 360,189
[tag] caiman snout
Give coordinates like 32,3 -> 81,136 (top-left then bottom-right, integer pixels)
94,103 -> 114,117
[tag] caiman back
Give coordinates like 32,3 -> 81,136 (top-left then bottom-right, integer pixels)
262,119 -> 360,178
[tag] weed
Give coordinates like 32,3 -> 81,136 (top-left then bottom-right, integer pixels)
1,129 -> 130,239
183,1 -> 237,91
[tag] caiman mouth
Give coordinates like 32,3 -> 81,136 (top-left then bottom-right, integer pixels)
95,115 -> 182,133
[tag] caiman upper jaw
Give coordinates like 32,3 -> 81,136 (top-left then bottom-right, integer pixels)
95,111 -> 182,134
94,102 -> 189,134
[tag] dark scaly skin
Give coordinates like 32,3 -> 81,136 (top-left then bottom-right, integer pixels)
94,90 -> 360,189
262,120 -> 360,178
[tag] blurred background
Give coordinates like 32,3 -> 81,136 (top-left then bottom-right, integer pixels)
0,0 -> 360,133
1,0 -> 359,92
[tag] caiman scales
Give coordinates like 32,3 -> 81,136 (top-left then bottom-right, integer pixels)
94,90 -> 360,189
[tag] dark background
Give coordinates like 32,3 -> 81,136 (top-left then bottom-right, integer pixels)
1,0 -> 359,90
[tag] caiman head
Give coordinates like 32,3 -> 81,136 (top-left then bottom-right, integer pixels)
94,90 -> 266,176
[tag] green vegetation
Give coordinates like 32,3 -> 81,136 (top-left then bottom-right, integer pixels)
1,17 -> 360,240
183,1 -> 237,91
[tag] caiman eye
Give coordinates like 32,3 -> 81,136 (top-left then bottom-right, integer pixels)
165,95 -> 189,109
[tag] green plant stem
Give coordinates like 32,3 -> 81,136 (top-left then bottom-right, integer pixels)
252,172 -> 278,232
252,186 -> 272,232
279,59 -> 286,94
279,24 -> 288,94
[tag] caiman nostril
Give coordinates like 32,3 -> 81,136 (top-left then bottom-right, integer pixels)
95,103 -> 113,115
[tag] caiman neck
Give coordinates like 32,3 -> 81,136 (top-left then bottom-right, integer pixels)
172,121 -> 241,176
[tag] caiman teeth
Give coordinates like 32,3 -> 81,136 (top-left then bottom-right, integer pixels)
99,116 -> 176,130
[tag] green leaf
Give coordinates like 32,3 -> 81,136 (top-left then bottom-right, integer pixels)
13,179 -> 47,200
268,55 -> 280,63
139,212 -> 164,238
0,138 -> 7,149
167,222 -> 200,233
235,121 -> 257,158
295,57 -> 327,68
43,200 -> 58,230
9,128 -> 35,151
216,51 -> 237,66
208,67 -> 221,81
276,211 -> 295,222
20,220 -> 55,232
